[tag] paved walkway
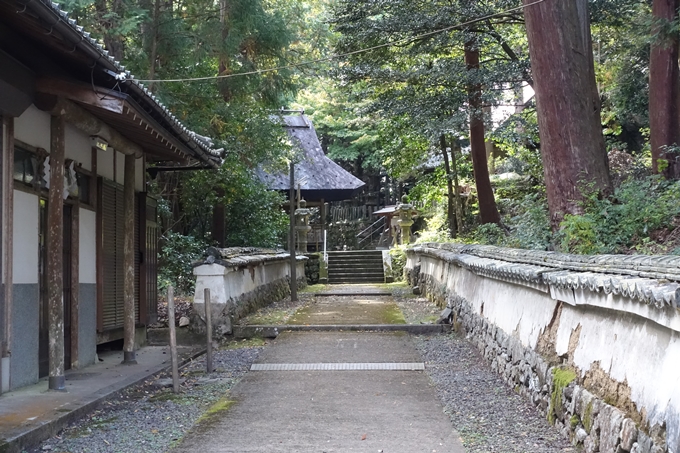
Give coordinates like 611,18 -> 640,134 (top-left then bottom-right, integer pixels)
171,331 -> 465,453
172,284 -> 464,453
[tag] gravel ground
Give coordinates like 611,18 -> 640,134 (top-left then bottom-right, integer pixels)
414,333 -> 574,453
391,287 -> 442,324
27,346 -> 263,453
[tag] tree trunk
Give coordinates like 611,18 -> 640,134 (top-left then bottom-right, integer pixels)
147,0 -> 161,91
439,135 -> 456,238
449,138 -> 464,235
464,40 -> 501,225
219,0 -> 233,101
649,0 -> 680,178
523,0 -> 612,230
96,0 -> 125,61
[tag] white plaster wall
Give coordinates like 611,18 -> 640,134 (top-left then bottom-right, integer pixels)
79,208 -> 97,284
193,259 -> 306,322
408,251 -> 680,451
115,151 -> 125,185
97,147 -> 114,180
65,124 -> 92,171
194,260 -> 296,306
556,300 -> 680,447
12,190 -> 39,284
419,255 -> 556,349
15,105 -> 51,150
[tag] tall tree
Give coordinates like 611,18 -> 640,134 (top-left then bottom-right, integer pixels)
465,37 -> 501,224
330,0 -> 526,226
649,0 -> 680,178
523,0 -> 612,229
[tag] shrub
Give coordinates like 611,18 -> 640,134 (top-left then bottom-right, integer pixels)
389,246 -> 407,281
158,232 -> 209,296
504,194 -> 552,250
557,176 -> 680,254
473,223 -> 506,246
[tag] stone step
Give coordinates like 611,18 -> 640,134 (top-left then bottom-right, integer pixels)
328,257 -> 382,264
328,277 -> 385,284
328,270 -> 384,277
328,264 -> 384,270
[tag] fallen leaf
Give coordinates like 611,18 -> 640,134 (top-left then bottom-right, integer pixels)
361,434 -> 367,441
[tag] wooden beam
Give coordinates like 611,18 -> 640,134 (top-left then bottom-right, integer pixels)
122,153 -> 137,364
48,114 -> 66,391
36,78 -> 125,114
36,97 -> 143,158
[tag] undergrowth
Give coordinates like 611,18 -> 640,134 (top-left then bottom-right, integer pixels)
414,175 -> 680,255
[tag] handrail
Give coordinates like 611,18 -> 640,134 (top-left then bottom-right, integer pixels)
356,217 -> 386,249
357,216 -> 385,237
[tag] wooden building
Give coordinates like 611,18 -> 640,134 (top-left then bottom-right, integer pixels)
256,112 -> 365,250
0,0 -> 220,392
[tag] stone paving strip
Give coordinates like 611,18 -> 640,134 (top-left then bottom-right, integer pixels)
250,362 -> 425,371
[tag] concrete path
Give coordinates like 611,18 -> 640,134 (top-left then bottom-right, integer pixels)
171,331 -> 465,453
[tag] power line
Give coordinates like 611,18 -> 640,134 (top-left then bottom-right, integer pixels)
129,0 -> 546,84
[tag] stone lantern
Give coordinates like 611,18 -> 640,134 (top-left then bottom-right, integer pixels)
295,199 -> 312,252
396,195 -> 415,245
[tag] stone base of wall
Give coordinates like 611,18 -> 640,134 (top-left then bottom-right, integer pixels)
304,254 -> 320,285
412,271 -> 668,453
190,276 -> 306,338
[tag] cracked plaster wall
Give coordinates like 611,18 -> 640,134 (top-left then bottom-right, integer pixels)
407,246 -> 680,453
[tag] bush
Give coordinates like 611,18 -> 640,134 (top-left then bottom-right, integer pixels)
504,194 -> 552,250
388,246 -> 407,281
158,232 -> 209,296
473,223 -> 506,246
327,220 -> 360,250
557,176 -> 680,254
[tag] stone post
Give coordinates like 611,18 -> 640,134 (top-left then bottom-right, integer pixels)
396,195 -> 415,245
295,199 -> 312,253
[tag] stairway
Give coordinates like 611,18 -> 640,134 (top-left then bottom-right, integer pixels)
327,250 -> 385,284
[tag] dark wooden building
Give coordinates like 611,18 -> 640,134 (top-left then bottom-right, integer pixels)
0,0 -> 220,392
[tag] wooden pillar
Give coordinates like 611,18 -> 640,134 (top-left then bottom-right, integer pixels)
122,153 -> 137,364
1,116 -> 14,394
70,204 -> 79,368
48,114 -> 66,390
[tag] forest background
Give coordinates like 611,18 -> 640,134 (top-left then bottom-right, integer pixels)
60,0 -> 680,292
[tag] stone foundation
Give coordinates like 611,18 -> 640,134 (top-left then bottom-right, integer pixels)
304,254 -> 320,285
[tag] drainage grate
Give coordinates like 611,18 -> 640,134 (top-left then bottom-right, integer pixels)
250,362 -> 425,371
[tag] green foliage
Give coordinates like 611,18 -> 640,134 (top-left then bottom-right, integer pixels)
503,194 -> 552,250
327,220 -> 360,250
473,223 -> 506,246
388,246 -> 407,281
158,232 -> 209,296
179,158 -> 288,248
557,176 -> 680,254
